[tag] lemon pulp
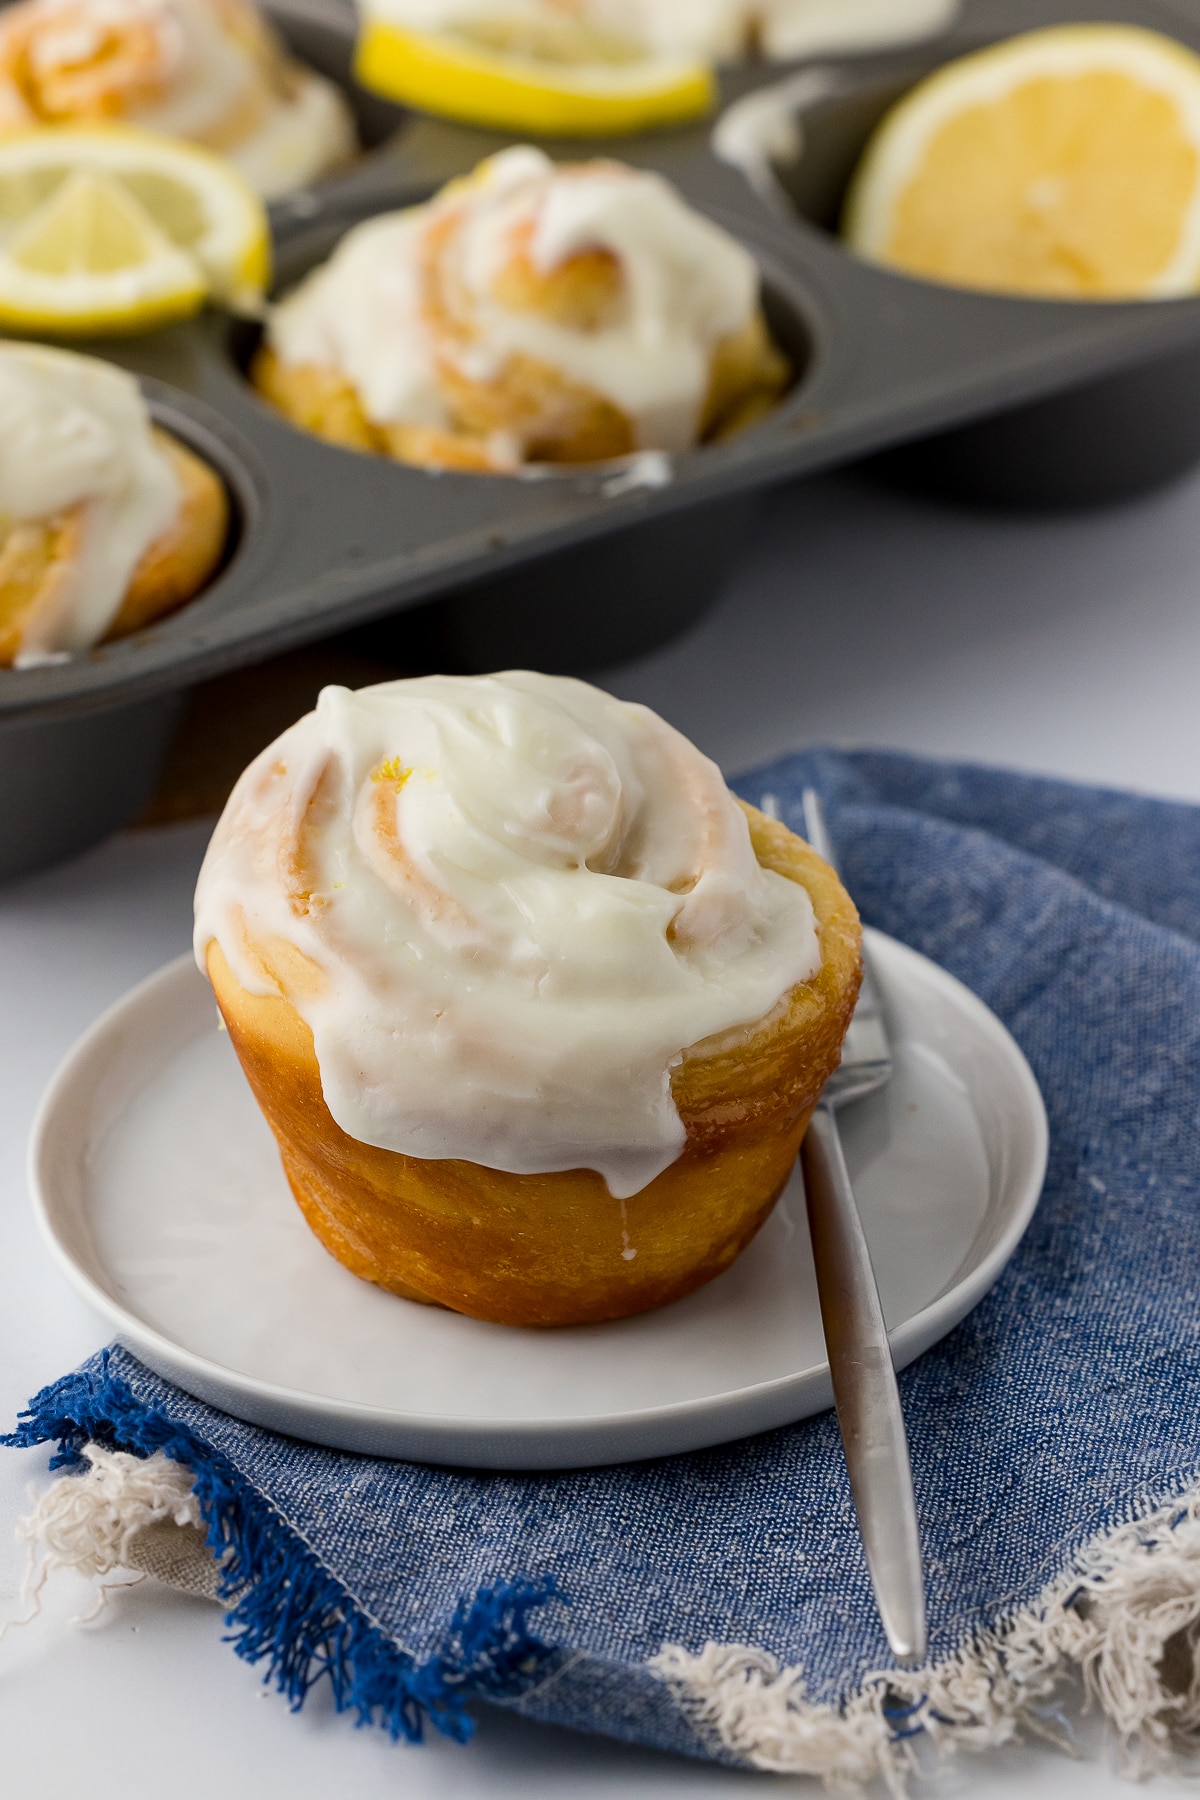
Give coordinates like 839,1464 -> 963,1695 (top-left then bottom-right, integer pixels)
0,125 -> 269,334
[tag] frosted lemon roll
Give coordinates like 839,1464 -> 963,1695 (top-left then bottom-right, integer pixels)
362,0 -> 747,62
0,0 -> 357,198
195,672 -> 862,1326
0,340 -> 227,665
756,0 -> 955,61
354,0 -> 957,71
252,145 -> 790,471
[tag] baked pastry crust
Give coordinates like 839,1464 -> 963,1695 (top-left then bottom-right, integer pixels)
252,165 -> 790,472
0,0 -> 356,192
251,309 -> 790,472
0,426 -> 228,664
107,429 -> 230,637
206,802 -> 862,1328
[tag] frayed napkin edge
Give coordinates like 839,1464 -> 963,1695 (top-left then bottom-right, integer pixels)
9,1356 -> 1200,1793
653,1487 -> 1200,1791
0,1350 -> 558,1744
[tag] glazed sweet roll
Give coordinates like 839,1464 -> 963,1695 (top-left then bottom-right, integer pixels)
0,0 -> 357,197
252,145 -> 790,471
354,0 -> 957,67
362,0 -> 747,62
195,672 -> 862,1327
0,341 -> 228,665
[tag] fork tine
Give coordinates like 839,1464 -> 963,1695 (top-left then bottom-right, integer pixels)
802,788 -> 888,1050
801,788 -> 836,867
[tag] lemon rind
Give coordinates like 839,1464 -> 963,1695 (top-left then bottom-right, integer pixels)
0,269 -> 208,336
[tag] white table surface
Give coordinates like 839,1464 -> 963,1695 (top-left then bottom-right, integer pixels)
4,463 -> 1200,1798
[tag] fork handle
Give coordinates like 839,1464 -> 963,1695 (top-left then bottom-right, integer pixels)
801,1101 -> 927,1665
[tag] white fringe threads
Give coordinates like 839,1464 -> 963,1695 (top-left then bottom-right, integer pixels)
11,1447 -> 1200,1787
2,1442 -> 214,1632
650,1489 -> 1200,1792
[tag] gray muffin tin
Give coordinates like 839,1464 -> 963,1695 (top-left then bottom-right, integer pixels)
6,0 -> 1200,880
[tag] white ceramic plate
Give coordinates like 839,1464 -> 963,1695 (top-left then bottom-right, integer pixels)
30,931 -> 1047,1470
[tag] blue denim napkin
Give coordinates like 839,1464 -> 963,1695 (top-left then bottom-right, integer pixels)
8,750 -> 1200,1783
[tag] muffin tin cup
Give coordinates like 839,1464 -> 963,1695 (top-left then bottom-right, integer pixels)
6,0 -> 1200,880
0,690 -> 185,885
0,379 -> 268,883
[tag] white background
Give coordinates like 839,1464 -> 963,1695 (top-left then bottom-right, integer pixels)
4,462 -> 1200,1797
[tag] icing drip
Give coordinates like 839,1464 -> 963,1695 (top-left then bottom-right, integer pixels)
0,342 -> 180,661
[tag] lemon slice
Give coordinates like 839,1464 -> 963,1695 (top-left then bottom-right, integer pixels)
354,13 -> 714,136
0,170 -> 207,335
0,125 -> 270,335
843,25 -> 1200,300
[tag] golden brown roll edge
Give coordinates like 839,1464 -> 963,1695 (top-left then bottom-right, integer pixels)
0,428 -> 229,665
206,801 -> 862,1327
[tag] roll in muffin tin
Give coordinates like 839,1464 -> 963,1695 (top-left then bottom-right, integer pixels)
6,0 -> 1200,880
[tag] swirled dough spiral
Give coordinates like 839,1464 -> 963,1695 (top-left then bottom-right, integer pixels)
0,342 -> 228,665
194,672 -> 823,1198
257,145 -> 789,469
0,0 -> 357,196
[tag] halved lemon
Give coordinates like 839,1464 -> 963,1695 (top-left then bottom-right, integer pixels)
0,125 -> 270,335
354,11 -> 714,136
843,25 -> 1200,300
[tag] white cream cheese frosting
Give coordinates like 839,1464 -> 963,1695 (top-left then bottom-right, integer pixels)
223,62 -> 358,200
358,0 -> 958,64
757,0 -> 957,61
194,672 -> 821,1198
0,342 -> 181,661
268,145 -> 761,456
362,0 -> 747,61
0,0 -> 357,199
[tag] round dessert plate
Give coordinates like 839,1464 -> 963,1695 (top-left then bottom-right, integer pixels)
31,932 -> 1047,1470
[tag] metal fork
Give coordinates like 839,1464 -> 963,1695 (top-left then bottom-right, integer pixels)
769,787 -> 927,1666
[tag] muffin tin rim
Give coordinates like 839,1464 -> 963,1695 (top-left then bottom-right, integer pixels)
6,0 -> 1200,725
